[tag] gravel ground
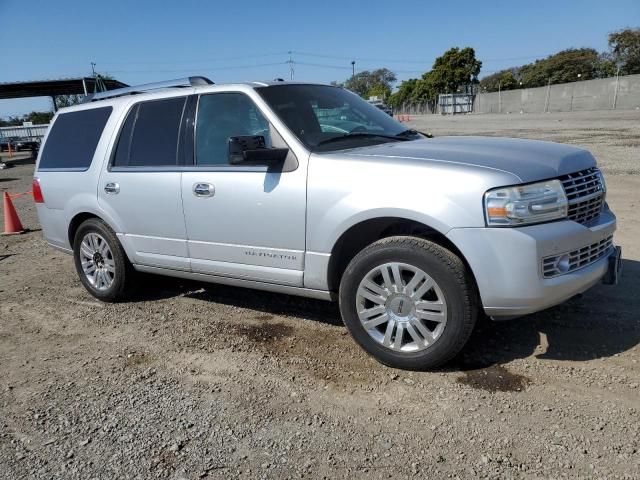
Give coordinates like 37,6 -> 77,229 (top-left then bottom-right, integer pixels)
1,110 -> 639,479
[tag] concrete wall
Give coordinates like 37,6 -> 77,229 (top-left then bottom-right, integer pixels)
474,74 -> 640,114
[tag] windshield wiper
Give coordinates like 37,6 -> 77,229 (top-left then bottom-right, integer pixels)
316,132 -> 411,147
396,129 -> 433,138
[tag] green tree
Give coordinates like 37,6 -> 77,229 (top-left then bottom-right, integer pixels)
608,28 -> 640,74
426,47 -> 482,95
53,94 -> 84,110
479,70 -> 518,92
0,111 -> 54,126
519,48 -> 604,87
23,111 -> 54,124
343,68 -> 397,98
387,78 -> 418,107
366,83 -> 391,99
406,47 -> 481,102
410,72 -> 438,102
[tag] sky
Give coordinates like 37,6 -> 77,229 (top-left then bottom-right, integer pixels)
0,0 -> 638,117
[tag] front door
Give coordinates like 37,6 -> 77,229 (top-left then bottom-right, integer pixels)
98,95 -> 190,271
181,92 -> 307,286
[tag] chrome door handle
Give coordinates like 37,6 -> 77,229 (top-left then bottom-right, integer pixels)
193,182 -> 215,197
104,182 -> 120,195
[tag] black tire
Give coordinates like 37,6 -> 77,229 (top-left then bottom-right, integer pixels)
339,236 -> 477,370
72,218 -> 135,302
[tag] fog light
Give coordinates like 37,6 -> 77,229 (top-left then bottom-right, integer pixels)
555,254 -> 571,274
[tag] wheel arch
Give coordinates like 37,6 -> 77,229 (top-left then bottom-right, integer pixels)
68,212 -> 101,246
67,211 -> 133,263
326,216 -> 478,295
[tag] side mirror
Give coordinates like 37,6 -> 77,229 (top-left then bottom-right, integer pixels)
228,135 -> 289,166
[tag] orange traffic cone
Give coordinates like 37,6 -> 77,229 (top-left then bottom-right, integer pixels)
2,192 -> 25,235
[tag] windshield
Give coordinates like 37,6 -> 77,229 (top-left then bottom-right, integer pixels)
257,84 -> 417,152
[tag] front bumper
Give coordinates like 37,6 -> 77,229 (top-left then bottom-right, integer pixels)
447,209 -> 617,317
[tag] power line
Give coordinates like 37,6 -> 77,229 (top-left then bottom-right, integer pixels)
296,61 -> 425,74
291,50 -> 554,65
108,61 -> 286,75
292,50 -> 431,64
97,52 -> 289,66
82,51 -> 555,71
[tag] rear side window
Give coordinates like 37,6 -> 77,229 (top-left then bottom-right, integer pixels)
39,107 -> 112,170
113,97 -> 186,167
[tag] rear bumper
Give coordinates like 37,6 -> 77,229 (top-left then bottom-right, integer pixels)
447,209 -> 617,317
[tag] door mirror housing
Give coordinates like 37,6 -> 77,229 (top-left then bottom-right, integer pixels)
228,135 -> 289,166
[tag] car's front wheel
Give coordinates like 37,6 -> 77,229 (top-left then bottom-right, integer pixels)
339,236 -> 477,370
73,218 -> 134,302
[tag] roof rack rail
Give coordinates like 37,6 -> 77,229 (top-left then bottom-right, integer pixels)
85,76 -> 213,103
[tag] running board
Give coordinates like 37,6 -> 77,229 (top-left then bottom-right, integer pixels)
134,264 -> 335,301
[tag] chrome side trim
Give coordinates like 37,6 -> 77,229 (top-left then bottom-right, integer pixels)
109,165 -> 272,173
133,264 -> 336,301
48,242 -> 73,255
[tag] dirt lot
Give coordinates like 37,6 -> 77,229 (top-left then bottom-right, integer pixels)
1,110 -> 639,479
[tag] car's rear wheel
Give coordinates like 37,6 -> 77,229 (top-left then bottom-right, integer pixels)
339,236 -> 477,370
73,218 -> 134,302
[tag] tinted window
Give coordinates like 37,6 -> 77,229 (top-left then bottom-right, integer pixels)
39,107 -> 112,170
113,97 -> 186,167
195,93 -> 271,165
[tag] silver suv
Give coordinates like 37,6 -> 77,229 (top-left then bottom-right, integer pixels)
34,77 -> 621,369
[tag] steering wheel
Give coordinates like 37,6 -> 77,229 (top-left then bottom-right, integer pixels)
350,126 -> 368,133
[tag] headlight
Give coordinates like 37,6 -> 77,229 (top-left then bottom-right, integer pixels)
597,169 -> 607,196
484,179 -> 568,226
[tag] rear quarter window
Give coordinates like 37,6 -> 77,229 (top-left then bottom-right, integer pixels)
38,106 -> 112,171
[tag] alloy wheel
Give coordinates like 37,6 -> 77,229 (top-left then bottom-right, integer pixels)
355,262 -> 448,353
79,232 -> 116,291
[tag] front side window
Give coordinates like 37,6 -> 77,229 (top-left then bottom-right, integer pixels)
257,84 -> 420,152
195,93 -> 271,165
113,96 -> 186,167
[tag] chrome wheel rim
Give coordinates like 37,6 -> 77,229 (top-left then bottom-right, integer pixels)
356,262 -> 447,353
79,233 -> 115,291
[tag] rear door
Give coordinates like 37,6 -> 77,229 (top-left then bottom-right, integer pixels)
98,95 -> 193,271
180,92 -> 307,286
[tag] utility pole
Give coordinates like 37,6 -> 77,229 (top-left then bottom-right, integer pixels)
519,81 -> 523,113
287,52 -> 294,81
91,62 -> 97,77
612,65 -> 621,110
351,60 -> 355,79
544,77 -> 552,113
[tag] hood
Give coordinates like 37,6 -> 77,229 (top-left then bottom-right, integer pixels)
344,136 -> 596,183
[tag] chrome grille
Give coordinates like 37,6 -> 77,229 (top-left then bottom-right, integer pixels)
542,235 -> 613,278
559,167 -> 605,225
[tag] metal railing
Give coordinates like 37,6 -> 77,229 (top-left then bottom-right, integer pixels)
0,124 -> 49,140
393,100 -> 437,116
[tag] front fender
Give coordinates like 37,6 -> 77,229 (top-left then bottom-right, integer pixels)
306,155 -> 517,254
